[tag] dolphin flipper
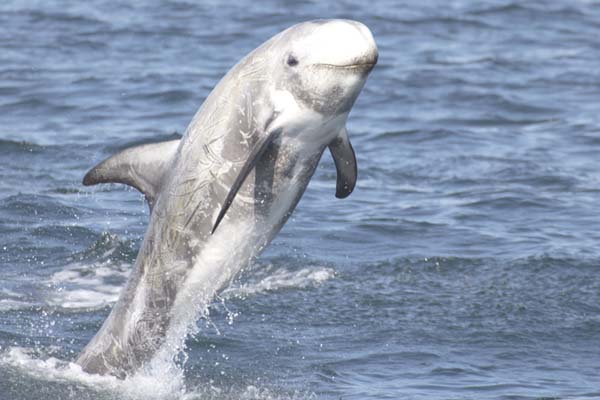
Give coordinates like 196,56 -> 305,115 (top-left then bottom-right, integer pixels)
329,128 -> 357,198
83,139 -> 180,209
211,129 -> 281,234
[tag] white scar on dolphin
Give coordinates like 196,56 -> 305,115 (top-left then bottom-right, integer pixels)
76,19 -> 378,378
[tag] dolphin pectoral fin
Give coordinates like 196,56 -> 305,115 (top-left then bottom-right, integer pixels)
83,139 -> 180,209
329,127 -> 357,199
211,129 -> 281,234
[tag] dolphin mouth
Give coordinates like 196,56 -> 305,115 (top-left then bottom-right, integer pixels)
313,52 -> 378,71
313,62 -> 376,71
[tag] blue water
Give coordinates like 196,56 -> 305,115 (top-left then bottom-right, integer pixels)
1,1 -> 600,399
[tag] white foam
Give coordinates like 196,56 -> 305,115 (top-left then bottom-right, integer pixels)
0,288 -> 32,311
224,266 -> 335,298
47,259 -> 132,309
0,298 -> 35,311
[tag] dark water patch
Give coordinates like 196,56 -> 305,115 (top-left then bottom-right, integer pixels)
0,97 -> 77,115
433,114 -> 560,129
67,231 -> 139,264
135,110 -> 192,122
425,53 -> 498,66
0,139 -> 45,154
390,128 -> 457,144
47,187 -> 83,195
372,129 -> 421,141
460,194 -> 555,211
0,86 -> 21,96
123,89 -> 195,104
0,194 -> 82,220
353,219 -> 448,238
56,35 -> 108,51
399,16 -> 499,31
24,9 -> 109,28
445,91 -> 561,115
71,75 -> 104,85
429,366 -> 473,377
31,225 -> 97,243
0,68 -> 42,81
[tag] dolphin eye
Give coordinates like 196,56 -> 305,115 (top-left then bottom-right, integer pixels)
286,54 -> 299,67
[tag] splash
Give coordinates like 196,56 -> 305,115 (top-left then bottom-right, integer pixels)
0,346 -> 186,400
0,347 -> 316,400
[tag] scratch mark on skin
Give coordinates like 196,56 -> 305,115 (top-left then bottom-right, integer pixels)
183,201 -> 204,229
238,129 -> 253,147
169,163 -> 215,198
185,116 -> 228,148
146,257 -> 188,278
238,57 -> 266,79
180,180 -> 212,211
182,178 -> 216,229
207,133 -> 226,146
238,67 -> 265,79
202,143 -> 223,164
246,76 -> 269,83
203,118 -> 228,138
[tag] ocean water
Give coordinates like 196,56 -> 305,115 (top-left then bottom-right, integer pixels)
1,0 -> 600,399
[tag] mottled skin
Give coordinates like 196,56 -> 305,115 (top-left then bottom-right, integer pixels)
76,20 -> 377,377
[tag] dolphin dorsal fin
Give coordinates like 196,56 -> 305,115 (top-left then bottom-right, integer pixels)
328,127 -> 357,199
83,139 -> 180,210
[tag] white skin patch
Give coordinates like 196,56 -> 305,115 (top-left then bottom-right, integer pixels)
290,20 -> 377,68
272,89 -> 299,114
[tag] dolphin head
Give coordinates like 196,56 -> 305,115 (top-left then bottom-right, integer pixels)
274,19 -> 378,117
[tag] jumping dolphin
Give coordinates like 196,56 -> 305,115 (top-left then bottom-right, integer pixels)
76,19 -> 378,377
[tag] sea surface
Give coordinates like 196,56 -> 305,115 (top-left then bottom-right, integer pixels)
1,1 -> 600,399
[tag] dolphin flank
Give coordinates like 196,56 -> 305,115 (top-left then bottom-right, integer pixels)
76,19 -> 378,377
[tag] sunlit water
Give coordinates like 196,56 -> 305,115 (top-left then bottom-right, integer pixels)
1,1 -> 600,399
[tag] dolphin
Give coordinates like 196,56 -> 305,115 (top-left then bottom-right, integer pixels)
76,19 -> 377,378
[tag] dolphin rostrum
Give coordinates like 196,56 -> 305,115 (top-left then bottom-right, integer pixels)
76,19 -> 378,377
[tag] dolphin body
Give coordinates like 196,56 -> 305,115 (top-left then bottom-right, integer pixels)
77,19 -> 377,377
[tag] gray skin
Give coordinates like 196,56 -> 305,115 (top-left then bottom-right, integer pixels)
77,19 -> 377,378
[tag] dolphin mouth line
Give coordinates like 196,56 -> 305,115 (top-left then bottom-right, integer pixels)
312,62 -> 376,70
